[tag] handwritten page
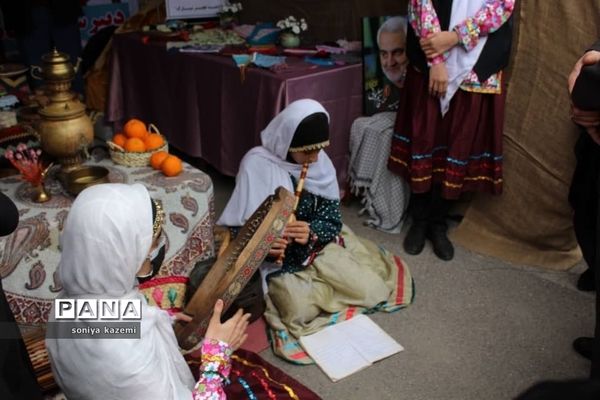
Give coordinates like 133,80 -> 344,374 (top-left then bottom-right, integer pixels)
339,316 -> 404,363
299,324 -> 370,381
299,315 -> 403,382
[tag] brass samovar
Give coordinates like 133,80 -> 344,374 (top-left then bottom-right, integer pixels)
31,49 -> 93,171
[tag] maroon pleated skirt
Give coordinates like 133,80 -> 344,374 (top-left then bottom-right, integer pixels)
387,66 -> 506,200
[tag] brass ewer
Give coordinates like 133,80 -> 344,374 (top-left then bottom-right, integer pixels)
31,48 -> 93,172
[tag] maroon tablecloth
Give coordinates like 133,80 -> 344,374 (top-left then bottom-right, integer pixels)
106,33 -> 363,187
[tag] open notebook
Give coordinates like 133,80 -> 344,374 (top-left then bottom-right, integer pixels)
299,314 -> 403,382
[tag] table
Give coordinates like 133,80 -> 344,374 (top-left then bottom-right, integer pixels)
0,151 -> 215,324
106,33 -> 363,186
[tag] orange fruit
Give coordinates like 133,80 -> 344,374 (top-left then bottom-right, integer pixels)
124,137 -> 146,152
150,151 -> 169,170
112,133 -> 127,148
144,133 -> 165,150
161,155 -> 183,177
124,119 -> 147,139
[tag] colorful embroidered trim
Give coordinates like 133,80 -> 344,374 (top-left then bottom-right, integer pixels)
454,18 -> 480,51
237,377 -> 258,400
138,275 -> 189,289
251,371 -> 277,400
389,149 -> 503,164
288,140 -> 330,152
232,354 -> 301,400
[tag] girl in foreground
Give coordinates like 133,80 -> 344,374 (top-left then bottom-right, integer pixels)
46,183 -> 249,399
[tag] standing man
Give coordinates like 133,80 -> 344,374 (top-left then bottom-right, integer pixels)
569,41 -> 600,292
568,39 -> 600,377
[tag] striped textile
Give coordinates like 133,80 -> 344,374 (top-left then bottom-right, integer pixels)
349,112 -> 409,233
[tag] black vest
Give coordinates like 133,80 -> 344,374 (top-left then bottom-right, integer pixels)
407,0 -> 513,82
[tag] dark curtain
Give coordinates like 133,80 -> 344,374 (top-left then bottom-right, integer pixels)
239,0 -> 408,42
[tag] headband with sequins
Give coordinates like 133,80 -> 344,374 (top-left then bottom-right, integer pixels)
151,199 -> 165,238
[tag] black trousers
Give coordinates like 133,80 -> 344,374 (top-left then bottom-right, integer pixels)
568,132 -> 600,378
409,186 -> 452,228
570,132 -> 599,280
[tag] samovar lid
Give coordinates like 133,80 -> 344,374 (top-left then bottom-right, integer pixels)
41,48 -> 71,64
38,98 -> 86,119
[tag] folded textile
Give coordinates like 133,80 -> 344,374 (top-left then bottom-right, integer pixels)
253,53 -> 286,69
349,112 -> 409,233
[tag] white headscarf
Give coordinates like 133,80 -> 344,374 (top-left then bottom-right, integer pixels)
218,99 -> 340,227
46,183 -> 195,400
440,0 -> 488,116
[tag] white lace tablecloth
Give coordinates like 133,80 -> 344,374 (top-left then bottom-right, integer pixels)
0,152 -> 215,324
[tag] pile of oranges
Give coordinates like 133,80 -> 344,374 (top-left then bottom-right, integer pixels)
111,118 -> 183,177
150,151 -> 183,177
111,118 -> 165,153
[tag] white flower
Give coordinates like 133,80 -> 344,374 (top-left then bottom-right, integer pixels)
237,3 -> 243,10
231,5 -> 238,12
277,15 -> 307,34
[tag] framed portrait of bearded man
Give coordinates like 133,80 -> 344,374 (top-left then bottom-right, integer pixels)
362,16 -> 408,115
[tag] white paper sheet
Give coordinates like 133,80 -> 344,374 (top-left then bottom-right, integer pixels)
299,315 -> 403,382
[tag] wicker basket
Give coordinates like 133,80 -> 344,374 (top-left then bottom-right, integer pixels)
107,123 -> 168,167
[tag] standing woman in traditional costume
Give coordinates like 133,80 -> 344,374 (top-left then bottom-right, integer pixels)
218,99 -> 414,364
46,183 -> 250,400
388,0 -> 515,261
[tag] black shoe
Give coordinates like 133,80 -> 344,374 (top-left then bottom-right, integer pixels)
427,225 -> 454,261
403,222 -> 427,255
573,337 -> 594,360
577,269 -> 596,292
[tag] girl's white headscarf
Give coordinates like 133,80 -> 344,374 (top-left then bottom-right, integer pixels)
218,99 -> 340,227
440,0 -> 488,116
46,183 -> 195,400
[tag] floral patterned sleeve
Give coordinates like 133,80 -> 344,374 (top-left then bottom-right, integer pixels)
453,0 -> 515,51
192,339 -> 232,400
409,0 -> 446,66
